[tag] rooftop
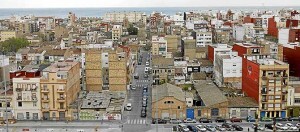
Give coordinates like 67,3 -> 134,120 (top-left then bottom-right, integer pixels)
152,83 -> 186,103
235,43 -> 262,48
194,80 -> 228,107
152,55 -> 174,68
228,97 -> 258,108
43,61 -> 78,73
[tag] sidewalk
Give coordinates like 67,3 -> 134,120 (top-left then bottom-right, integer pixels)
9,120 -> 123,127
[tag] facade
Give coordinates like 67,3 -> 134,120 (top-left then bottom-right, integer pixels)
183,39 -> 196,60
108,50 -> 128,91
112,25 -> 122,41
152,83 -> 187,119
85,49 -> 103,91
152,56 -> 174,84
40,61 -> 80,120
233,25 -> 245,41
228,97 -> 259,119
196,31 -> 212,47
151,36 -> 167,57
282,44 -> 300,77
214,51 -> 242,87
0,31 -> 16,42
104,12 -> 143,23
287,87 -> 300,117
208,44 -> 232,64
0,90 -> 13,121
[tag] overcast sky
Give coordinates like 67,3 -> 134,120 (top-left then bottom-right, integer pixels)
0,0 -> 300,8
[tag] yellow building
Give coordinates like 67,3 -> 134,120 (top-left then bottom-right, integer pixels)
0,31 -> 16,42
85,49 -> 103,91
40,61 -> 80,121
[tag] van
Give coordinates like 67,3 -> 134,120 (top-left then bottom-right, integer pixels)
125,103 -> 132,111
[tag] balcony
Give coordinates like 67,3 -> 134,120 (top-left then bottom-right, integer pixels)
42,98 -> 49,102
42,107 -> 50,111
262,76 -> 268,80
282,91 -> 288,94
57,97 -> 66,102
32,97 -> 38,101
58,108 -> 65,111
17,96 -> 22,100
261,90 -> 267,94
57,88 -> 65,93
262,99 -> 267,102
41,88 -> 49,93
16,88 -> 22,92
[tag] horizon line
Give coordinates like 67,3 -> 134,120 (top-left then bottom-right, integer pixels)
0,5 -> 300,9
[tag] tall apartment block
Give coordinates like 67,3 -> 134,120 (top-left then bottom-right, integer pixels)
85,49 -> 103,91
108,50 -> 127,91
40,61 -> 80,120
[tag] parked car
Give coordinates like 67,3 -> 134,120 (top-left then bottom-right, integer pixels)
183,118 -> 197,123
143,86 -> 148,91
205,125 -> 217,131
275,117 -> 288,122
170,118 -> 182,124
178,124 -> 189,132
187,125 -> 198,132
146,62 -> 150,66
140,110 -> 146,117
275,123 -> 288,130
131,85 -> 136,90
252,123 -> 265,131
216,125 -> 226,131
124,103 -> 132,111
232,124 -> 243,131
230,117 -> 242,122
261,117 -> 272,122
195,125 -> 207,132
265,124 -> 274,130
199,118 -> 212,123
286,123 -> 298,130
142,100 -> 147,107
246,116 -> 256,122
221,123 -> 232,131
215,117 -> 226,122
144,74 -> 148,78
141,107 -> 147,112
152,118 -> 167,124
296,123 -> 300,128
142,96 -> 147,101
288,116 -> 299,121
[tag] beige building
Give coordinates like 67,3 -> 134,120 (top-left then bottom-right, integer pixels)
85,49 -> 103,91
152,55 -> 174,84
184,39 -> 196,60
152,36 -> 167,57
152,83 -> 187,119
40,61 -> 80,120
0,31 -> 16,42
112,25 -> 122,41
165,35 -> 180,52
0,90 -> 13,121
104,12 -> 144,23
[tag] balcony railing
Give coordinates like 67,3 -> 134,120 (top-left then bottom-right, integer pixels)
57,88 -> 65,93
41,88 -> 49,92
261,90 -> 267,94
17,96 -> 22,100
16,88 -> 22,92
57,97 -> 66,102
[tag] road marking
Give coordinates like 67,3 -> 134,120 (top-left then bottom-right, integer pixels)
139,119 -> 142,124
143,120 -> 146,124
134,119 -> 137,124
127,120 -> 130,124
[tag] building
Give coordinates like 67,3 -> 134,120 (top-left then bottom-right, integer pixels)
152,83 -> 187,119
0,55 -> 10,88
193,80 -> 229,119
242,58 -> 289,118
208,44 -> 232,64
282,44 -> 300,77
228,97 -> 258,119
40,61 -> 80,120
287,86 -> 300,117
278,28 -> 300,45
152,56 -> 174,84
165,35 -> 180,53
233,25 -> 245,41
104,12 -> 144,23
0,89 -> 13,121
183,39 -> 196,60
214,51 -> 242,87
195,31 -> 212,47
10,65 -> 46,120
85,49 -> 103,91
0,31 -> 16,42
112,25 -> 122,41
151,36 -> 167,57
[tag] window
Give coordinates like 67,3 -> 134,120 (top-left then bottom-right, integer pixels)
18,102 -> 22,107
232,110 -> 237,116
0,103 -> 2,107
178,106 -> 181,109
33,102 -> 37,107
294,98 -> 300,103
198,110 -> 201,116
7,102 -> 10,107
211,108 -> 219,116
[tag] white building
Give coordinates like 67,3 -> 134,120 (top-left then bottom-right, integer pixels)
242,23 -> 255,37
209,44 -> 232,64
12,68 -> 41,120
112,25 -> 122,41
196,31 -> 212,47
172,13 -> 184,26
214,51 -> 242,87
278,28 -> 290,44
151,36 -> 168,56
233,25 -> 245,41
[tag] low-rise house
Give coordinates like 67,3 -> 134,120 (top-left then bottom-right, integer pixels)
152,55 -> 174,84
152,83 -> 187,119
193,80 -> 229,119
228,97 -> 259,119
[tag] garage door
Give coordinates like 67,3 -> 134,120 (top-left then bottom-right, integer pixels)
240,110 -> 248,118
161,110 -> 169,119
250,110 -> 256,117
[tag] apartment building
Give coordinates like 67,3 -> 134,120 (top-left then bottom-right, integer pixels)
208,44 -> 232,64
40,61 -> 80,120
233,25 -> 245,41
0,31 -> 16,42
112,25 -> 122,41
287,86 -> 300,117
165,35 -> 180,52
152,55 -> 174,84
0,90 -> 13,121
214,51 -> 242,87
195,31 -> 212,47
151,36 -> 167,57
281,43 -> 300,77
104,12 -> 143,23
85,49 -> 103,91
183,39 -> 196,60
278,28 -> 300,45
244,58 -> 289,118
10,65 -> 45,120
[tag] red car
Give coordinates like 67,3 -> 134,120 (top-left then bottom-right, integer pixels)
230,117 -> 242,122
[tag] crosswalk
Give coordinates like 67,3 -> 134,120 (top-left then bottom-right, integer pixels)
135,84 -> 147,87
136,80 -> 150,83
126,119 -> 147,124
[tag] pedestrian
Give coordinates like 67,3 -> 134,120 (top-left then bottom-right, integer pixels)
248,127 -> 250,132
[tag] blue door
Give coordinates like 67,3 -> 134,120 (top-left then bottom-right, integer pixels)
281,111 -> 286,118
260,111 -> 266,118
186,109 -> 194,119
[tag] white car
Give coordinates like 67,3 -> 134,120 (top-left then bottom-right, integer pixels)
125,103 -> 132,111
196,125 -> 207,132
131,85 -> 136,90
276,123 -> 288,130
183,118 -> 197,123
252,123 -> 265,131
146,62 -> 149,66
286,123 -> 298,130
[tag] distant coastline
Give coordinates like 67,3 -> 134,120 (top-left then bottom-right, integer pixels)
0,6 -> 300,19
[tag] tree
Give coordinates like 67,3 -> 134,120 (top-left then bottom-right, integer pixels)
0,38 -> 30,53
127,24 -> 138,35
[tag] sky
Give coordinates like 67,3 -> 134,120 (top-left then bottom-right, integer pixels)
0,0 -> 300,8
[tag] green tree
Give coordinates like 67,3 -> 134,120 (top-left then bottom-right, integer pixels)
0,38 -> 30,53
127,24 -> 138,35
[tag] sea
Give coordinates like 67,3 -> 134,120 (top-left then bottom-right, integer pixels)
0,6 -> 300,19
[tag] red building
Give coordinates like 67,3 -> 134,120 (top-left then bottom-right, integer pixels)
286,19 -> 299,28
242,58 -> 260,102
268,16 -> 278,38
283,45 -> 300,77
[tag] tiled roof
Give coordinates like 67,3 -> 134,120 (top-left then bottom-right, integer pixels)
228,97 -> 258,108
152,83 -> 186,103
152,55 -> 174,68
